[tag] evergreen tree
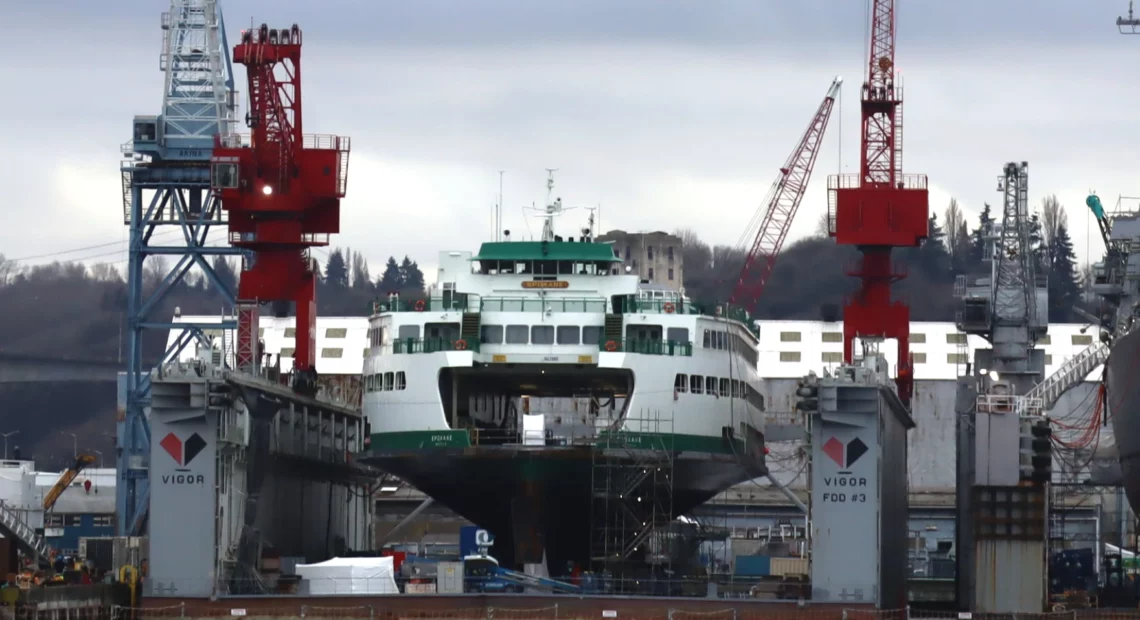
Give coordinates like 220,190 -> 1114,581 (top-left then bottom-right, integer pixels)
209,255 -> 238,297
918,213 -> 952,281
325,248 -> 348,288
969,203 -> 995,269
376,257 -> 401,295
1048,223 -> 1081,322
399,256 -> 425,293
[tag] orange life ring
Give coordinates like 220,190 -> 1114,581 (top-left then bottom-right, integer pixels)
454,339 -> 468,351
663,302 -> 675,314
414,300 -> 425,311
604,340 -> 618,352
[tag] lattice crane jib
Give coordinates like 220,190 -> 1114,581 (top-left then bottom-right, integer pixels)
118,0 -> 244,537
993,162 -> 1036,329
730,77 -> 842,314
211,23 -> 351,395
829,0 -> 929,408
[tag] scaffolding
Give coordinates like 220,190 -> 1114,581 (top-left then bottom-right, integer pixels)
589,410 -> 676,587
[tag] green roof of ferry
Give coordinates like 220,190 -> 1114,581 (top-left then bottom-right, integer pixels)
472,241 -> 622,262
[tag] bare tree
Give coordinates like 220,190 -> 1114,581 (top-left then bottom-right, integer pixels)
88,263 -> 121,282
144,255 -> 170,292
0,254 -> 16,286
944,198 -> 964,259
1041,194 -> 1067,251
815,212 -> 831,238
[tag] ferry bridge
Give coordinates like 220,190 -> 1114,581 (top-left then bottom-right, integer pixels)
0,352 -> 123,384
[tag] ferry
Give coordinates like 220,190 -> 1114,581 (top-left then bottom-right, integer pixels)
360,182 -> 769,573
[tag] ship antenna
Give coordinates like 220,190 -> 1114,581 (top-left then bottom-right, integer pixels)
540,169 -> 560,242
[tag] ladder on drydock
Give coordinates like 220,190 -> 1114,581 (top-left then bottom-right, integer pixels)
1024,341 -> 1109,410
0,501 -> 49,561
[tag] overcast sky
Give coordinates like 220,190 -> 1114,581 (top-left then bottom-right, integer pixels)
2,0 -> 1137,281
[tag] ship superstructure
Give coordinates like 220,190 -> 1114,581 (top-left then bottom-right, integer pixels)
360,180 -> 768,574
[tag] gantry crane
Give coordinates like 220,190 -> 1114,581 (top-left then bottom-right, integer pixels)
730,77 -> 842,313
118,0 -> 243,536
211,23 -> 351,395
827,0 -> 929,408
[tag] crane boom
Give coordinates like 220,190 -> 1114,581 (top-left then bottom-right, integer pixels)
730,77 -> 842,312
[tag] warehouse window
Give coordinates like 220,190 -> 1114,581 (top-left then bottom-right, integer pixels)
65,515 -> 82,527
946,333 -> 966,344
822,352 -> 843,363
910,333 -> 926,344
280,347 -> 295,358
93,515 -> 113,527
285,328 -> 296,338
780,331 -> 801,342
947,353 -> 968,364
912,352 -> 927,364
675,374 -> 687,393
822,332 -> 842,343
1072,334 -> 1093,345
325,327 -> 348,339
321,348 -> 343,358
780,351 -> 801,362
45,514 -> 62,528
1038,335 -> 1052,345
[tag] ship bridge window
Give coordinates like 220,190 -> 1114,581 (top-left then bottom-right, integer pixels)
705,376 -> 716,396
506,325 -> 529,344
666,327 -> 689,343
481,325 -> 504,344
398,325 -> 420,340
384,372 -> 394,391
532,325 -> 555,345
582,325 -> 603,345
396,371 -> 406,390
557,326 -> 580,345
689,375 -> 703,394
731,379 -> 740,397
675,373 -> 687,393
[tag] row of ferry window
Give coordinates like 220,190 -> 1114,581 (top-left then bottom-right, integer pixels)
366,371 -> 407,393
776,351 -> 1057,365
778,331 -> 1092,346
673,373 -> 764,409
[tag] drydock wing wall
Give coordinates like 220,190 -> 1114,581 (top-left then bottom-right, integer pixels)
809,381 -> 913,609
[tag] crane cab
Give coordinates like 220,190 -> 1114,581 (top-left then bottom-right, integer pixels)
128,115 -> 161,158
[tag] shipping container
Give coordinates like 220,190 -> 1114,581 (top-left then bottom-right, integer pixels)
771,557 -> 808,577
437,561 -> 463,594
733,555 -> 771,577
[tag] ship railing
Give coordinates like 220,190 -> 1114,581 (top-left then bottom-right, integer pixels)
976,394 -> 1044,417
598,338 -> 693,357
374,296 -> 475,313
827,172 -> 928,191
617,296 -> 701,315
482,297 -> 607,313
393,337 -> 480,354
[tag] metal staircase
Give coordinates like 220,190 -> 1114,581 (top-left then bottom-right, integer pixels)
0,502 -> 49,561
604,314 -> 623,343
1025,341 -> 1108,410
460,312 -> 481,341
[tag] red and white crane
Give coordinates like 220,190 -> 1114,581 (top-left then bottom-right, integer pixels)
211,23 -> 351,395
828,0 -> 929,408
730,77 -> 843,312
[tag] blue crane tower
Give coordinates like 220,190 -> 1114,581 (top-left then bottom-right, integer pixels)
117,0 -> 244,535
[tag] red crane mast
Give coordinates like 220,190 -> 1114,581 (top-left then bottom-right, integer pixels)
828,0 -> 928,407
730,77 -> 842,313
211,23 -> 351,395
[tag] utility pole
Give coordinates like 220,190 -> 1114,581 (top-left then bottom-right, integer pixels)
60,432 -> 77,459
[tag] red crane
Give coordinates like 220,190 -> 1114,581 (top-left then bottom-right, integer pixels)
730,77 -> 842,312
828,0 -> 928,408
211,23 -> 351,395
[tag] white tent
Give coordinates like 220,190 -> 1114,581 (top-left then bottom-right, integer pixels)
294,556 -> 399,595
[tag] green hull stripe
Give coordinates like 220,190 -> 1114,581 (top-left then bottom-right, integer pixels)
369,430 -> 741,454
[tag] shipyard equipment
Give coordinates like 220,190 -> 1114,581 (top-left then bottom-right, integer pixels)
730,77 -> 842,313
211,22 -> 351,395
118,0 -> 243,535
954,162 -> 1051,613
827,0 -> 929,408
42,454 -> 98,512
